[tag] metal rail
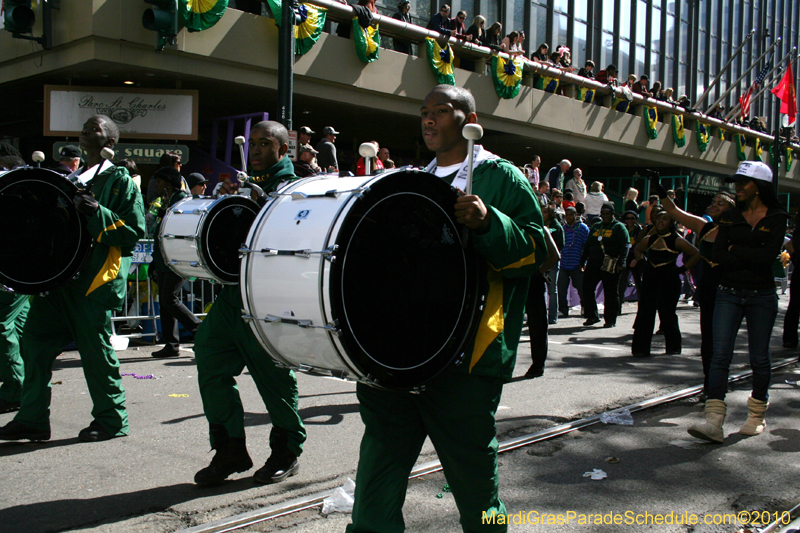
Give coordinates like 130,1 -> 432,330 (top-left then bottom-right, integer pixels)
173,356 -> 799,533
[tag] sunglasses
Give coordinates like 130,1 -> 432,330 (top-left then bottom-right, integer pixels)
624,217 -> 636,221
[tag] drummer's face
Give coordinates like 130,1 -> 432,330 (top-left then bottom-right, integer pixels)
249,127 -> 283,172
421,90 -> 469,159
79,117 -> 111,154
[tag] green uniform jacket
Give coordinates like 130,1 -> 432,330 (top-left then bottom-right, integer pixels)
151,189 -> 189,273
245,155 -> 296,192
583,219 -> 630,266
74,166 -> 146,311
452,159 -> 546,382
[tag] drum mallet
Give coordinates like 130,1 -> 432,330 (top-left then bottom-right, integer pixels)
85,147 -> 116,192
358,142 -> 378,175
461,123 -> 483,196
31,151 -> 45,168
234,136 -> 247,174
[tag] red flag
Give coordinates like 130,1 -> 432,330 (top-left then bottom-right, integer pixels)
740,87 -> 753,118
771,63 -> 797,125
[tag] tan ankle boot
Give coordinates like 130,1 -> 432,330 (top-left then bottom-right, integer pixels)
687,399 -> 726,443
739,396 -> 768,435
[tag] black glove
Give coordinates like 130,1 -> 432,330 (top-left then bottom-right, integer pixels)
649,174 -> 668,200
74,190 -> 99,216
250,183 -> 268,207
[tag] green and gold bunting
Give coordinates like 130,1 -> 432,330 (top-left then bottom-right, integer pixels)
491,55 -> 524,99
717,128 -> 725,141
754,138 -> 762,161
786,147 -> 794,171
734,134 -> 747,160
353,18 -> 380,63
696,121 -> 709,152
295,3 -> 327,56
643,106 -> 658,139
425,37 -> 455,85
672,115 -> 686,147
575,86 -> 594,103
181,0 -> 228,32
534,75 -> 558,93
266,0 -> 282,23
613,97 -> 630,113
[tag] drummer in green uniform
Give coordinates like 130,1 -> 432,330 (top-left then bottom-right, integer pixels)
0,115 -> 146,442
346,85 -> 546,533
192,120 -> 306,486
0,292 -> 29,414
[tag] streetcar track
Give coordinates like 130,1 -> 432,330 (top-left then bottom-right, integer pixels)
174,356 -> 799,533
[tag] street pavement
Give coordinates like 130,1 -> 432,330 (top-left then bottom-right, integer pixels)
1,297 -> 799,533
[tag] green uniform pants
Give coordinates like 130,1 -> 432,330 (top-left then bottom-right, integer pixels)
194,286 -> 305,455
0,293 -> 29,403
15,286 -> 128,435
347,373 -> 508,533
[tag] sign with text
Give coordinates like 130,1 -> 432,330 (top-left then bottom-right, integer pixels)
44,85 -> 199,140
132,241 -> 154,264
52,142 -> 190,166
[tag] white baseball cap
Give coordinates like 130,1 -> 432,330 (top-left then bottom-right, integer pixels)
725,161 -> 773,183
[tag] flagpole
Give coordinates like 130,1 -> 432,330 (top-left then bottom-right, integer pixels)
706,37 -> 782,115
723,51 -> 798,121
695,29 -> 755,110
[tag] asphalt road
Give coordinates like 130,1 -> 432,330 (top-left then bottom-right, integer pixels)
1,297 -> 799,533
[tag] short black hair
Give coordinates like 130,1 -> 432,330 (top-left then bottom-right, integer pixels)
95,115 -> 120,144
251,120 -> 289,147
429,85 -> 476,115
0,141 -> 21,158
159,151 -> 181,167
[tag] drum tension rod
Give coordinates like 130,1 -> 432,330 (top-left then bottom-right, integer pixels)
241,314 -> 341,335
269,187 -> 369,200
238,245 -> 337,259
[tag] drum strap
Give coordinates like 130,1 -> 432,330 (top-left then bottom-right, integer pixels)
424,145 -> 498,191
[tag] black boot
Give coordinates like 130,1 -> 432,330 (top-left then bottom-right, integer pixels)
194,424 -> 253,485
253,427 -> 299,484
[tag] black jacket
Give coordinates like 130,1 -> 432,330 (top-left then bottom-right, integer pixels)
712,206 -> 789,290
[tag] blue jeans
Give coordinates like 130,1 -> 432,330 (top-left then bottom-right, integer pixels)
708,287 -> 778,402
546,266 -> 559,323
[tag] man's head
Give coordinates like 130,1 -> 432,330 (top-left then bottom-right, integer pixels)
322,126 -> 339,142
186,172 -> 209,195
639,74 -> 649,87
420,85 -> 477,164
559,159 -> 571,173
599,201 -> 615,224
532,155 -> 541,168
249,121 -> 290,172
538,180 -> 549,194
59,144 -> 82,172
298,143 -> 318,163
573,168 -> 582,180
378,147 -> 390,162
298,126 -> 314,145
439,4 -> 451,16
565,206 -> 577,225
159,151 -> 182,170
606,64 -> 617,77
584,60 -> 595,71
455,10 -> 467,23
79,115 -> 119,156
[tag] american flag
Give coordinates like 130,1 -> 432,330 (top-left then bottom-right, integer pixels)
740,54 -> 773,118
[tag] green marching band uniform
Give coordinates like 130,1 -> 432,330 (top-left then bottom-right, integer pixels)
347,154 -> 546,533
0,292 -> 29,411
15,164 -> 145,436
193,155 -> 306,482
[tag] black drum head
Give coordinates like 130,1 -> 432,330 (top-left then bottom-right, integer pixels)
330,170 -> 483,390
201,196 -> 259,283
0,168 -> 91,294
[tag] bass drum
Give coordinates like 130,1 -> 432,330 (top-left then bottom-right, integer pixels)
159,195 -> 260,284
240,169 -> 484,391
0,167 -> 92,294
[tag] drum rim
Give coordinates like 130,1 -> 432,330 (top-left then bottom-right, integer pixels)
200,196 -> 259,283
0,168 -> 92,293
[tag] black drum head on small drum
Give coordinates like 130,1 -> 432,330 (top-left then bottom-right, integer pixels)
330,170 -> 483,390
201,196 -> 259,283
0,168 -> 92,294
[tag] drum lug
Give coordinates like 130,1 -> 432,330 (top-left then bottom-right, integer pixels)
253,247 -> 336,259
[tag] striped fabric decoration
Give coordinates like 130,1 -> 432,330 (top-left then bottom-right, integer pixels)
672,115 -> 686,147
643,106 -> 658,140
491,55 -> 524,99
182,0 -> 228,32
734,134 -> 747,161
294,3 -> 327,56
425,37 -> 455,86
696,122 -> 709,152
754,138 -> 763,161
534,75 -> 559,93
352,17 -> 380,63
575,86 -> 594,103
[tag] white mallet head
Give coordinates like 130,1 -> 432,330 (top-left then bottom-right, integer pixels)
234,136 -> 246,146
462,123 -> 484,141
31,151 -> 45,163
359,142 -> 379,158
100,147 -> 115,160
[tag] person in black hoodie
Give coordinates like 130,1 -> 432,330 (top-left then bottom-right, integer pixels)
688,161 -> 788,444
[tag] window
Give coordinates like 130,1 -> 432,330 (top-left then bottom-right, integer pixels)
483,0 -> 499,30
698,30 -> 707,72
530,3 -> 548,51
651,52 -> 661,83
510,0 -> 524,32
710,36 -> 717,73
652,6 -> 661,52
636,0 -> 647,45
666,13 -> 675,56
666,57 -> 675,90
680,21 -> 688,63
710,0 -> 718,36
602,31 -> 615,68
620,3 -> 631,39
554,0 -> 569,12
619,40 -> 631,76
603,0 -> 615,31
575,0 -> 589,21
635,45 -> 646,75
553,13 -> 568,49
573,21 -> 587,65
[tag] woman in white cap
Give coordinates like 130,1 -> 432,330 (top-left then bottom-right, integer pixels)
688,162 -> 789,443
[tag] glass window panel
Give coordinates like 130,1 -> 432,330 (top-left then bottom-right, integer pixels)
554,0 -> 569,12
411,0 -> 431,23
722,1 -> 730,42
666,57 -> 675,89
531,4 -> 548,51
575,0 -> 588,21
483,0 -> 499,29
666,14 -> 675,56
552,13 -> 568,48
511,0 -> 524,32
652,6 -> 661,51
699,0 -> 707,27
620,3 -> 631,39
602,0 -> 615,31
680,21 -> 688,63
667,0 -> 674,14
678,63 -> 687,96
602,31 -> 615,68
680,0 -> 688,21
651,52 -> 661,83
619,39 -> 631,77
636,45 -> 646,75
710,0 -> 718,36
637,0 -> 647,45
573,21 -> 587,65
733,2 -> 741,41
710,35 -> 717,72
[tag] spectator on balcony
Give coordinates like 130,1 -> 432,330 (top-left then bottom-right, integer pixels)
501,31 -> 525,56
547,52 -> 563,68
559,47 -> 575,72
564,167 -> 586,204
531,43 -> 549,62
525,155 -> 541,189
427,4 -> 453,37
708,104 -> 726,120
624,74 -> 637,89
391,0 -> 412,54
632,74 -> 652,97
663,87 -> 676,104
650,81 -> 663,101
577,60 -> 595,79
596,64 -> 618,86
451,10 -> 472,41
485,22 -> 502,51
677,94 -> 696,113
466,15 -> 486,45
